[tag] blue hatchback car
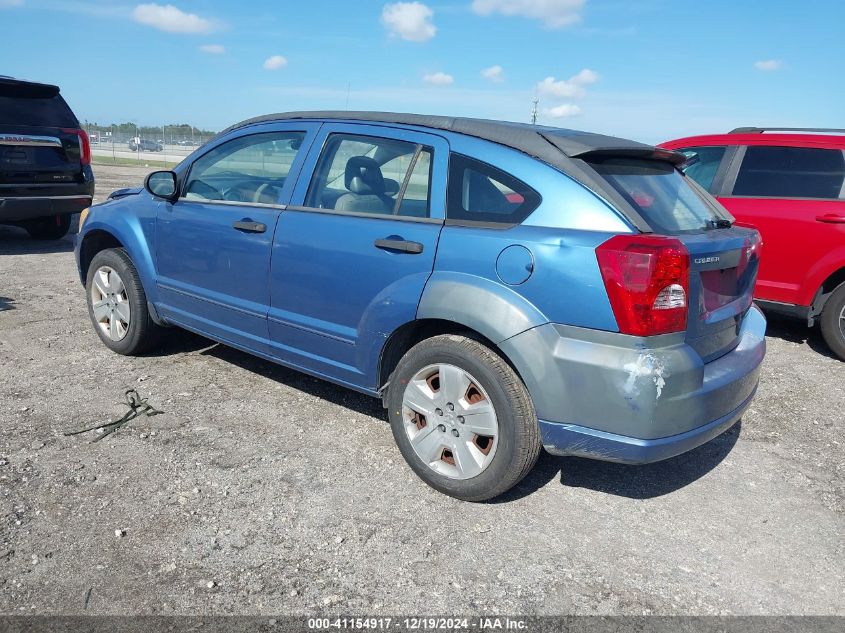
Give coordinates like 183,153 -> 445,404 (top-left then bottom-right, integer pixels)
76,112 -> 766,500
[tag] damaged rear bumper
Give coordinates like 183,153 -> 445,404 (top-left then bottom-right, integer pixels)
499,305 -> 766,463
538,384 -> 756,463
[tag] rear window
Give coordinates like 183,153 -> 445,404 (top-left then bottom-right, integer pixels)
0,83 -> 77,127
589,158 -> 723,233
733,146 -> 845,199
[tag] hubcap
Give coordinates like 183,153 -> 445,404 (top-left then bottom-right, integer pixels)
90,266 -> 131,341
401,363 -> 499,480
839,305 -> 845,339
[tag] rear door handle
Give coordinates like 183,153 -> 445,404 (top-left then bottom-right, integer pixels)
374,238 -> 424,254
232,220 -> 267,233
815,214 -> 845,224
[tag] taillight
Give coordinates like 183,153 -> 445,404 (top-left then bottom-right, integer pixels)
61,128 -> 91,166
596,234 -> 690,336
737,230 -> 763,278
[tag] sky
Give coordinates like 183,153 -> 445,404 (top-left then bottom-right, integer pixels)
1,0 -> 842,143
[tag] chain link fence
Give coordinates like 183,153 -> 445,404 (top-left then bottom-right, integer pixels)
82,123 -> 217,167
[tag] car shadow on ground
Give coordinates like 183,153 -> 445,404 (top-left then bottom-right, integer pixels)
760,311 -> 836,359
151,330 -> 385,419
497,422 -> 741,502
0,222 -> 77,255
152,331 -> 741,501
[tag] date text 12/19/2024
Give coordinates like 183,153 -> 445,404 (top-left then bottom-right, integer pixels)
308,617 -> 529,631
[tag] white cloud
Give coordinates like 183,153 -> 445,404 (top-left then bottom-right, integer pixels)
471,0 -> 585,28
132,3 -> 216,34
536,68 -> 598,99
544,103 -> 582,118
0,0 -> 24,8
481,65 -> 504,82
263,55 -> 288,70
423,71 -> 454,85
199,44 -> 225,54
382,2 -> 436,42
754,59 -> 782,72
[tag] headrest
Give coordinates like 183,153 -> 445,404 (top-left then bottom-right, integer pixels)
345,156 -> 385,195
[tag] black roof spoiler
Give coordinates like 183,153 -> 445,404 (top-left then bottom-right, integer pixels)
564,145 -> 687,165
0,77 -> 61,98
730,127 -> 845,134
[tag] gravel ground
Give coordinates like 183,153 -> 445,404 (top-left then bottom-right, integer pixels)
0,164 -> 843,616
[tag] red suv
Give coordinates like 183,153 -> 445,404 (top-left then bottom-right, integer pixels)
660,128 -> 845,360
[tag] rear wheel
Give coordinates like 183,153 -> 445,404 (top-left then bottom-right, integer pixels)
25,214 -> 71,240
86,248 -> 162,355
819,283 -> 845,361
386,334 -> 541,501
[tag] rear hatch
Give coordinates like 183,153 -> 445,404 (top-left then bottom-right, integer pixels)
0,78 -> 85,187
587,156 -> 761,362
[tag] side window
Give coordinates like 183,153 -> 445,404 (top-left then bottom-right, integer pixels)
304,133 -> 432,218
184,132 -> 306,204
733,146 -> 845,199
446,154 -> 541,225
676,146 -> 727,192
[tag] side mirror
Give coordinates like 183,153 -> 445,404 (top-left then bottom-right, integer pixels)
145,170 -> 178,200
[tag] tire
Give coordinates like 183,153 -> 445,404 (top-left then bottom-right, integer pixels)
386,334 -> 541,501
86,248 -> 162,355
25,214 -> 71,240
819,282 -> 845,361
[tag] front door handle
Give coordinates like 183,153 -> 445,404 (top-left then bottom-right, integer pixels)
232,220 -> 267,233
374,238 -> 424,254
815,214 -> 845,224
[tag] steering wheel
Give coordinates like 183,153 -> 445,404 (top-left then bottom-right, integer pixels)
187,179 -> 223,200
253,183 -> 279,204
223,188 -> 245,202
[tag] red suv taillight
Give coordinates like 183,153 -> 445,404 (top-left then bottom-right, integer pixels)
62,128 -> 91,166
596,234 -> 690,336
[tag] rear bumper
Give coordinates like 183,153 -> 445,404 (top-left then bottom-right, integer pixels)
500,305 -> 766,462
0,194 -> 92,221
538,384 -> 755,463
0,167 -> 94,222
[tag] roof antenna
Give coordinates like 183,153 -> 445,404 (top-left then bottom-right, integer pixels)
345,82 -> 351,110
530,96 -> 539,125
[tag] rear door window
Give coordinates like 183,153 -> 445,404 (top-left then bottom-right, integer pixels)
446,154 -> 541,225
732,146 -> 845,199
676,146 -> 727,192
588,158 -> 724,233
304,133 -> 432,218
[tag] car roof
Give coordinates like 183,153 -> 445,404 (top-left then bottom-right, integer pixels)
221,110 -> 684,171
661,129 -> 845,150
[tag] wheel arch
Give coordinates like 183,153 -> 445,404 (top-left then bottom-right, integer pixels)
78,219 -> 159,305
377,318 -> 532,400
79,229 -> 125,282
811,265 -> 845,320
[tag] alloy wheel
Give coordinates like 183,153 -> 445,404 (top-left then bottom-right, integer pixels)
90,266 -> 131,341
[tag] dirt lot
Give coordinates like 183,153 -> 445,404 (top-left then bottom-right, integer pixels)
0,164 -> 843,615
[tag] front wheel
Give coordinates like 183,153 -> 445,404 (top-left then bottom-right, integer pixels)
386,334 -> 541,501
86,248 -> 162,355
820,283 -> 845,361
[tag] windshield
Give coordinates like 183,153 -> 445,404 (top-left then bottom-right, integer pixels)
589,158 -> 724,233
